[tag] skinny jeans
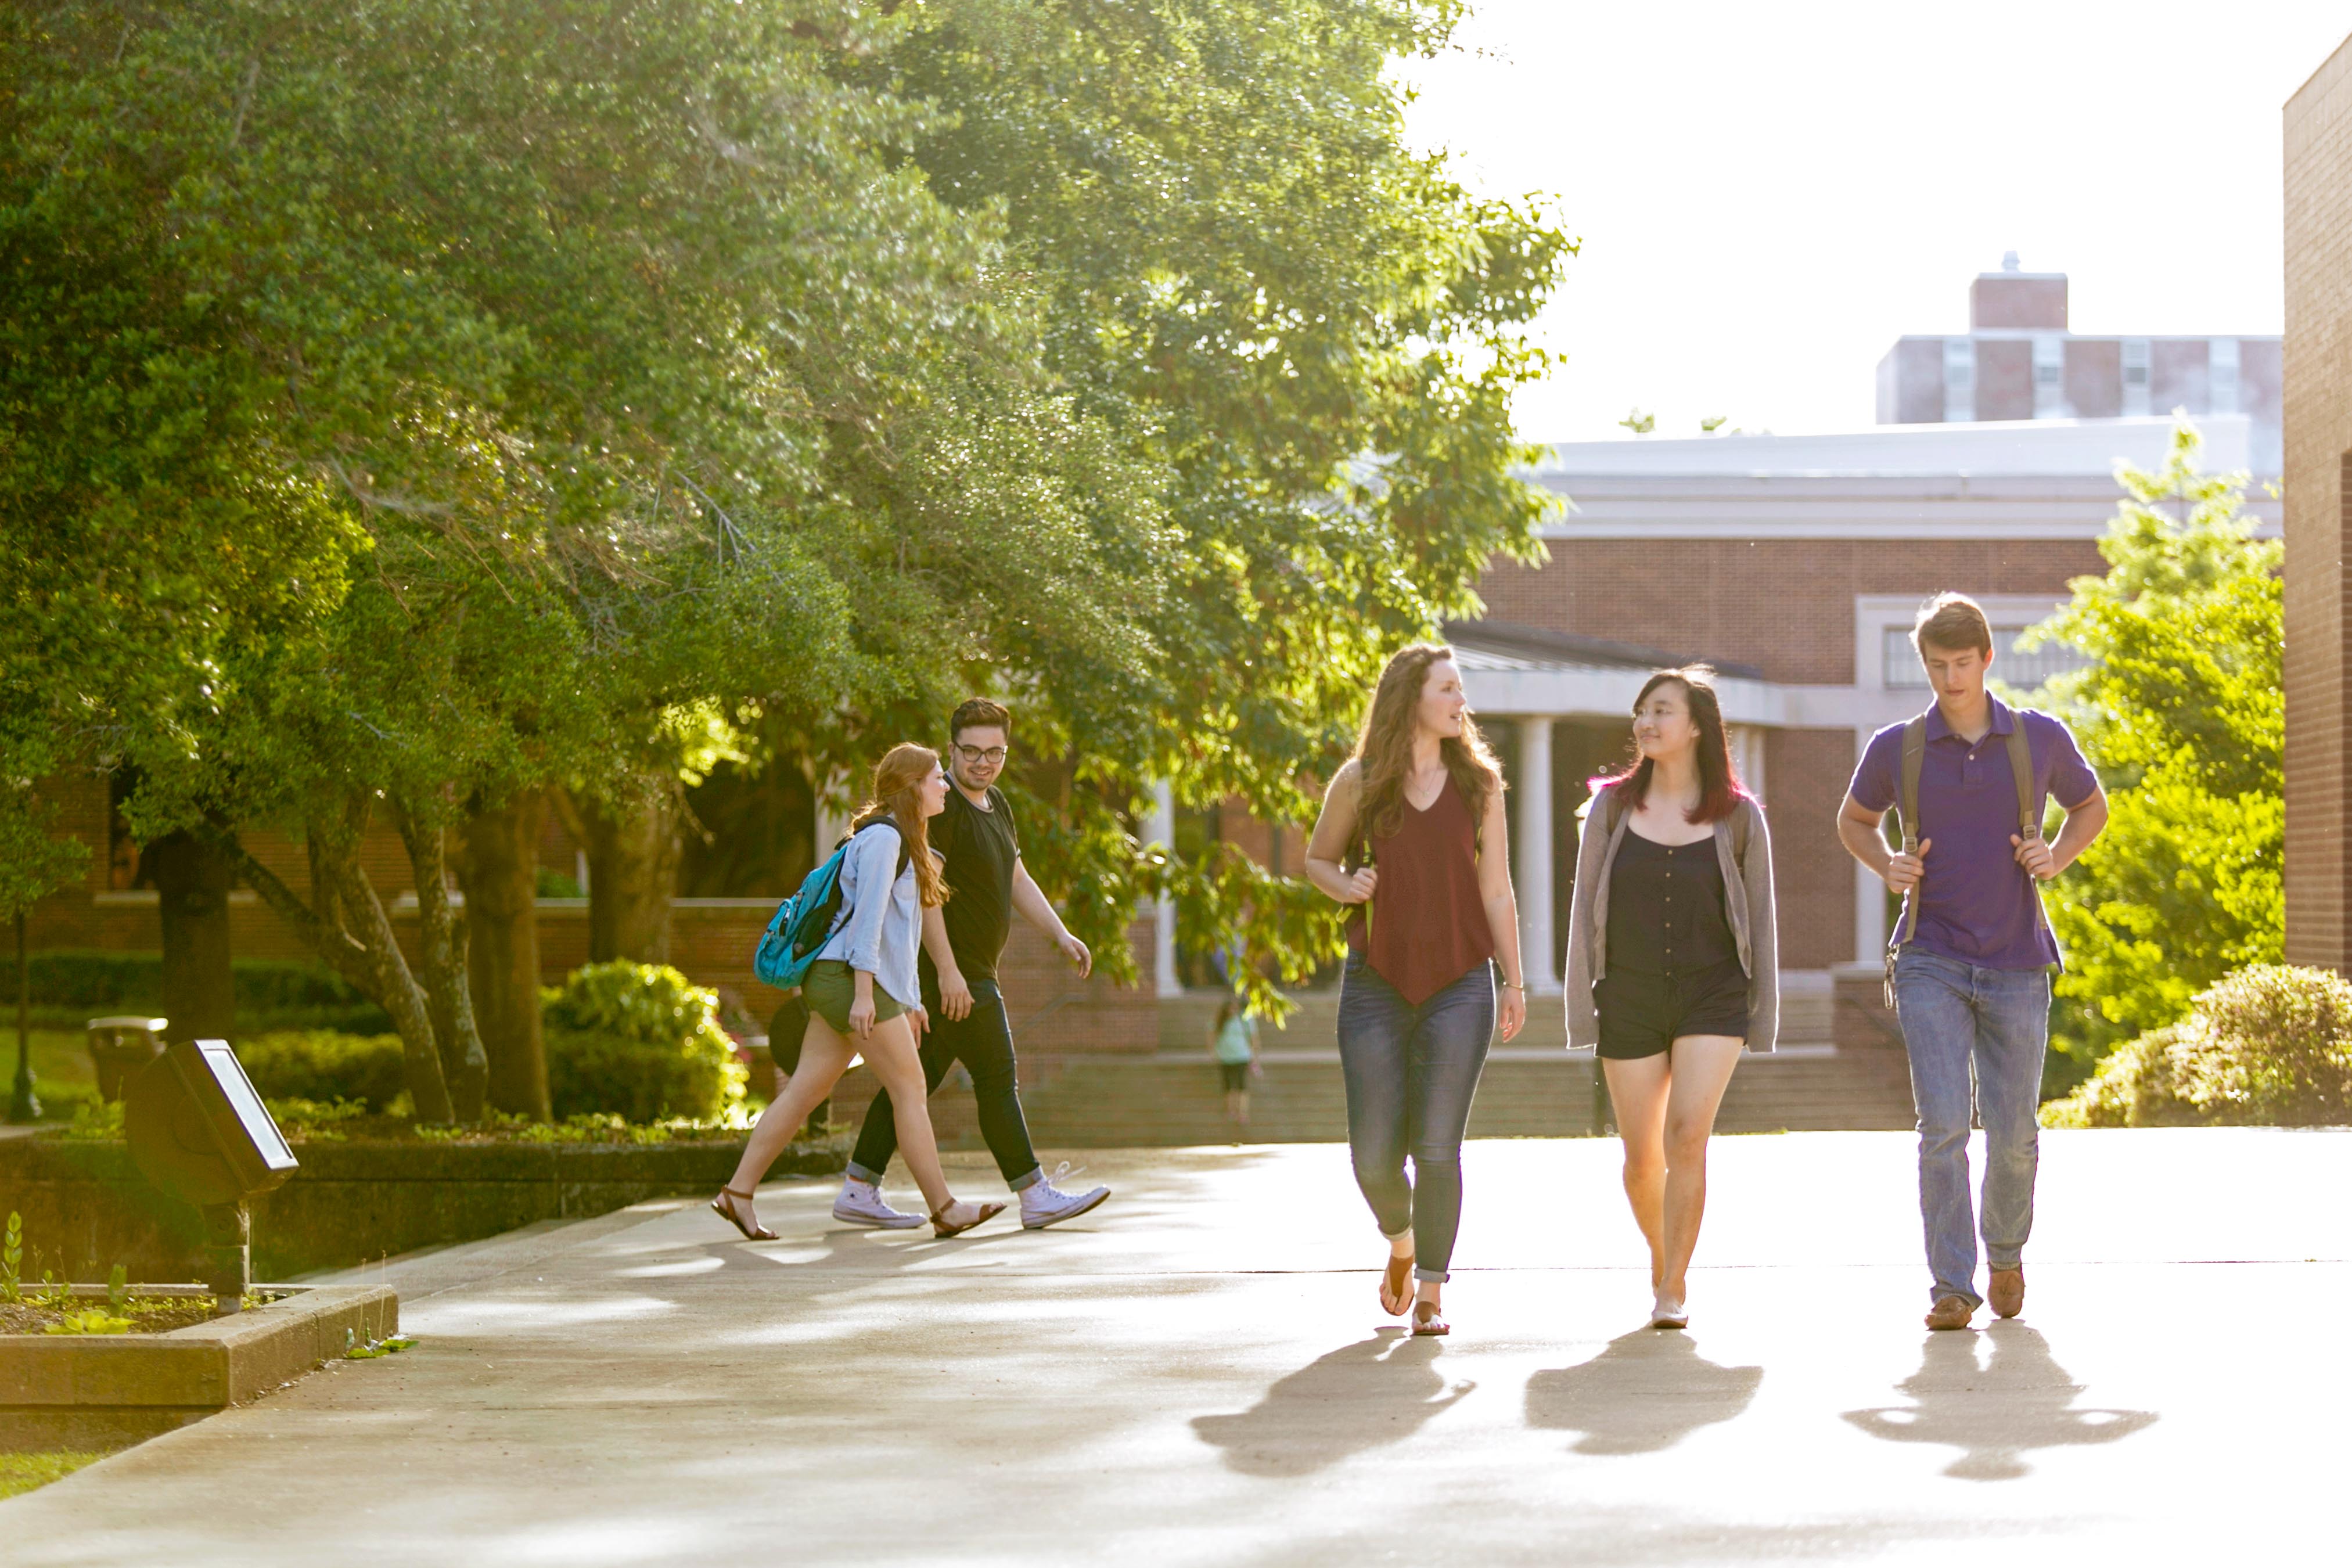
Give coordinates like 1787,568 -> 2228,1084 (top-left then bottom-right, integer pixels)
1336,955 -> 1495,1283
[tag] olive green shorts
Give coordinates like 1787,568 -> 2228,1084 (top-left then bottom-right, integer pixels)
801,959 -> 909,1035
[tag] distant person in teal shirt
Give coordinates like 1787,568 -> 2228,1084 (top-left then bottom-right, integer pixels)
1210,997 -> 1259,1134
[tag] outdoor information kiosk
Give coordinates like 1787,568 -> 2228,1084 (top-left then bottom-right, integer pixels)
125,1038 -> 300,1313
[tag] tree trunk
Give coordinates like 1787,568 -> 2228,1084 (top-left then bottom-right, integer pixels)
571,785 -> 680,965
143,830 -> 236,1047
456,789 -> 549,1120
228,797 -> 455,1123
393,801 -> 488,1123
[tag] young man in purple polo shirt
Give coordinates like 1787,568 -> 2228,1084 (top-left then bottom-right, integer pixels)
1837,594 -> 2108,1332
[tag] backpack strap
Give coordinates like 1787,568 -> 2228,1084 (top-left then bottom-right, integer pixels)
1891,716 -> 1928,951
2005,714 -> 2055,947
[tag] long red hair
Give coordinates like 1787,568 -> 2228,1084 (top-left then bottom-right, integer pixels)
1596,667 -> 1746,825
850,743 -> 950,907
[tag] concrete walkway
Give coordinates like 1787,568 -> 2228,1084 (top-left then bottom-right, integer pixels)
8,1128 -> 2349,1563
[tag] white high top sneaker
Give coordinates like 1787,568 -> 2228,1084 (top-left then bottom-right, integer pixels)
831,1177 -> 925,1229
1019,1162 -> 1112,1231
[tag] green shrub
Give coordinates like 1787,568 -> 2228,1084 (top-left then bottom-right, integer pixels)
541,962 -> 745,1122
22,950 -> 391,1034
236,1031 -> 408,1112
2044,965 -> 2352,1128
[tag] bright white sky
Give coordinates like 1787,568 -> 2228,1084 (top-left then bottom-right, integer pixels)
1399,1 -> 2352,443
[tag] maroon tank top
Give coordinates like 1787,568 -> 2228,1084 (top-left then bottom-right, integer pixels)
1346,774 -> 1495,1005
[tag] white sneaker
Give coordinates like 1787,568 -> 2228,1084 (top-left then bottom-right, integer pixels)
1019,1164 -> 1111,1231
832,1178 -> 925,1229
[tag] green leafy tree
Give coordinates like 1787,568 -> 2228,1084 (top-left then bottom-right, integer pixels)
2023,422 -> 2283,1088
870,0 -> 1575,1015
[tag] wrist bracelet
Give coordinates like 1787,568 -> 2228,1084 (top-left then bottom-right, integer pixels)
1503,980 -> 1527,992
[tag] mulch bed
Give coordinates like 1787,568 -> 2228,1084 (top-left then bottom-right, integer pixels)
0,1297 -> 220,1335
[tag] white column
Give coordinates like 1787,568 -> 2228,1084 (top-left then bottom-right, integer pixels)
1515,716 -> 1560,995
1148,780 -> 1182,997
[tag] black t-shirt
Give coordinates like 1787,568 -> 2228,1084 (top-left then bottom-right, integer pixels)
926,786 -> 1020,983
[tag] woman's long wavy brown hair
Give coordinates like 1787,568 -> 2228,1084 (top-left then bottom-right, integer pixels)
850,743 -> 950,907
1353,643 -> 1505,844
1597,667 -> 1746,825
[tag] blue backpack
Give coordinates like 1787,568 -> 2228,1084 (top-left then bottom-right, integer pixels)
752,823 -> 908,990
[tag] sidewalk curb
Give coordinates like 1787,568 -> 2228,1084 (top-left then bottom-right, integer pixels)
0,1284 -> 397,1451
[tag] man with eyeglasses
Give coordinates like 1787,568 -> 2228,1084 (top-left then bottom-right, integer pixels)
833,697 -> 1113,1230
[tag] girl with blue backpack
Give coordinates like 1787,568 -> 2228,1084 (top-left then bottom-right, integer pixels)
712,743 -> 1007,1242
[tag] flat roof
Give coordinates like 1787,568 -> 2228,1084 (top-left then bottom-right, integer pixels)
1529,414 -> 2259,481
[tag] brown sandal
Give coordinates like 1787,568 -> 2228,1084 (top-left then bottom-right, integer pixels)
710,1185 -> 777,1241
1380,1252 -> 1415,1317
930,1199 -> 1006,1239
1412,1300 -> 1450,1337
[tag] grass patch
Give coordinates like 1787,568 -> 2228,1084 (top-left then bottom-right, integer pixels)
0,1449 -> 116,1500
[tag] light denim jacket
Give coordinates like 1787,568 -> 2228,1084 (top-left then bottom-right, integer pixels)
815,823 -> 924,1012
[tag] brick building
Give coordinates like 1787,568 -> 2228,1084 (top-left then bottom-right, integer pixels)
1462,379 -> 2278,1032
2285,32 -> 2352,972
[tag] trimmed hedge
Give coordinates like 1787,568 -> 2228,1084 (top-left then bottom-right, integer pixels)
541,962 -> 746,1123
24,950 -> 391,1034
2044,964 -> 2352,1128
238,1031 -> 409,1113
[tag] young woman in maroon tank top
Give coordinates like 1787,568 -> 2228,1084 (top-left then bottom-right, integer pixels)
1306,643 -> 1530,1337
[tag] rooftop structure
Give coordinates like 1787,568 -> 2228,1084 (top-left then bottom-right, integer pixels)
1875,258 -> 2281,473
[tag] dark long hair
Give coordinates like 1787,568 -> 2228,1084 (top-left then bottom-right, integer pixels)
1596,667 -> 1746,825
1354,643 -> 1505,841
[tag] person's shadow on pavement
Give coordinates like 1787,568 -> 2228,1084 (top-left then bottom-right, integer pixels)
1191,1332 -> 1475,1477
1524,1329 -> 1763,1455
1843,1321 -> 2157,1481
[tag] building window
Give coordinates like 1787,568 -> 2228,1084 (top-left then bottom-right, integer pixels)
2032,335 -> 2065,419
2122,338 -> 2151,416
1942,339 -> 1975,423
2210,338 -> 2239,416
1883,625 -> 2087,691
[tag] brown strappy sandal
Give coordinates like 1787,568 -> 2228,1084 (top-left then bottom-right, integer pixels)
710,1185 -> 777,1241
930,1198 -> 1006,1239
1412,1300 -> 1450,1337
1380,1252 -> 1415,1317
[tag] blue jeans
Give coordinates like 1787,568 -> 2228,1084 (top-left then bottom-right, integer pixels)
1891,948 -> 2050,1308
1336,955 -> 1494,1283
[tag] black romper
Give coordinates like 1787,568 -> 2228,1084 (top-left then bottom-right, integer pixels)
1593,829 -> 1749,1060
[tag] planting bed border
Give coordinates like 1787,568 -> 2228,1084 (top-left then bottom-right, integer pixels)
0,1284 -> 398,1451
1,1134 -> 847,1281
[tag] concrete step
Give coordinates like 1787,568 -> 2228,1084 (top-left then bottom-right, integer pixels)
822,1045 -> 1918,1151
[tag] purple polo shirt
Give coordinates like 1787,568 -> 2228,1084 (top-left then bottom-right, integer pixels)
1849,698 -> 2098,971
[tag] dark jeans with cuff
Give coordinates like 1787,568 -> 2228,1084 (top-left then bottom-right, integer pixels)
846,976 -> 1043,1193
1336,955 -> 1495,1283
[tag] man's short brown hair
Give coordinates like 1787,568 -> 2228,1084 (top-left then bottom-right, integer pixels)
950,697 -> 1012,742
1911,593 -> 1994,657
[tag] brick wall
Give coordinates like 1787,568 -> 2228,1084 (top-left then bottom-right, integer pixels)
2285,33 -> 2352,970
1974,339 -> 2034,422
1476,537 -> 2104,685
1764,728 -> 1860,969
26,766 -> 1160,1052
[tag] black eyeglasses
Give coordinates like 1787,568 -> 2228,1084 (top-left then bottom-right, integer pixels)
952,743 -> 1010,765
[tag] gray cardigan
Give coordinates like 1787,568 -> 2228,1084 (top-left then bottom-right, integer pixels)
1562,786 -> 1778,1052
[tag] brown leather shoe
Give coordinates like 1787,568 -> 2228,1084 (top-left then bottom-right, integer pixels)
1925,1294 -> 1975,1331
1988,1267 -> 2024,1318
